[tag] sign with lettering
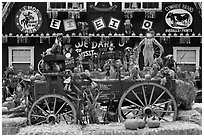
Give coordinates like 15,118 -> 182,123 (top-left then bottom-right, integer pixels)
142,19 -> 153,30
50,19 -> 61,29
63,19 -> 77,31
15,6 -> 42,33
164,4 -> 194,33
108,17 -> 120,30
92,17 -> 106,31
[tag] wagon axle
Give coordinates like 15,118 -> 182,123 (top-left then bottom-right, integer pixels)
143,106 -> 152,116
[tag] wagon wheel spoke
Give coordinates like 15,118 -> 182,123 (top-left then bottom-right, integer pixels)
149,85 -> 155,105
154,109 -> 175,113
124,98 -> 143,109
55,102 -> 66,115
131,90 -> 145,107
151,91 -> 166,106
34,120 -> 47,126
44,98 -> 51,113
153,100 -> 172,107
153,111 -> 169,122
53,97 -> 57,113
35,104 -> 49,115
154,47 -> 161,58
142,86 -> 147,106
31,114 -> 47,119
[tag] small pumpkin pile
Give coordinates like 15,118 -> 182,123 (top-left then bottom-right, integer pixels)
124,117 -> 160,130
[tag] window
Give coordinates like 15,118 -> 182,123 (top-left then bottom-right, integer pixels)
122,2 -> 162,11
173,47 -> 200,71
47,2 -> 86,12
8,46 -> 34,74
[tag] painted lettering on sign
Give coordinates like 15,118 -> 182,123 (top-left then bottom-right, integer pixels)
165,4 -> 194,32
15,6 -> 42,33
92,17 -> 106,31
50,19 -> 61,29
108,17 -> 120,30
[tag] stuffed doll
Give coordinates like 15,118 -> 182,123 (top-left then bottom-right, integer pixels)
78,22 -> 89,36
124,19 -> 133,35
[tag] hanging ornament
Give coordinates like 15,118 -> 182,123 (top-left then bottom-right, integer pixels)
25,33 -> 29,43
179,33 -> 185,44
46,33 -> 50,44
145,10 -> 156,19
198,33 -> 201,43
16,34 -> 20,43
185,33 -> 190,44
5,34 -> 8,43
40,33 -> 44,43
66,34 -> 71,43
47,11 -> 52,18
2,34 -> 5,43
20,34 -> 24,43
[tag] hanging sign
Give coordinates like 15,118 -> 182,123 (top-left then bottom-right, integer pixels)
165,4 -> 194,33
92,17 -> 106,31
63,19 -> 77,31
142,19 -> 153,30
108,17 -> 121,30
50,19 -> 61,29
15,6 -> 42,33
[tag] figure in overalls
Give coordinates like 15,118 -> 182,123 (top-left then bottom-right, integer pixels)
138,29 -> 164,67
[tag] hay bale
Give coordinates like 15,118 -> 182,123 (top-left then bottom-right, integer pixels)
177,109 -> 202,126
18,121 -> 202,135
175,80 -> 197,110
2,115 -> 27,135
192,103 -> 202,115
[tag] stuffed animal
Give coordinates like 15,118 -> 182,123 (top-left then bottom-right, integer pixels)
124,19 -> 132,35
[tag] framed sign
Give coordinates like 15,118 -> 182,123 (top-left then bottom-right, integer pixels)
15,6 -> 42,33
50,19 -> 61,29
63,19 -> 77,31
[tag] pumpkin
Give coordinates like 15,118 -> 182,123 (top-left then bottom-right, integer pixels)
30,75 -> 36,81
145,74 -> 151,80
124,119 -> 139,130
147,117 -> 160,128
35,73 -> 41,80
137,118 -> 146,129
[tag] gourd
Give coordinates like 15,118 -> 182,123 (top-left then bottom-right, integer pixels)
137,118 -> 146,129
124,119 -> 139,130
147,117 -> 160,128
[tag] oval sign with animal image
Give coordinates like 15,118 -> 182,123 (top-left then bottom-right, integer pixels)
165,9 -> 193,29
15,6 -> 42,33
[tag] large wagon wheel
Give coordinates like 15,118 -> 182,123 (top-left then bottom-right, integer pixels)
153,46 -> 162,58
28,94 -> 77,125
37,59 -> 44,75
118,82 -> 177,122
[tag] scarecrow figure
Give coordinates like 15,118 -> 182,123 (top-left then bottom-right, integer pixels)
138,28 -> 164,68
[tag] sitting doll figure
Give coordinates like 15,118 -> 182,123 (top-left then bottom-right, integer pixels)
130,65 -> 141,80
42,34 -> 63,56
124,19 -> 132,35
123,47 -> 133,72
78,22 -> 89,36
138,28 -> 164,67
50,34 -> 63,55
103,59 -> 116,79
